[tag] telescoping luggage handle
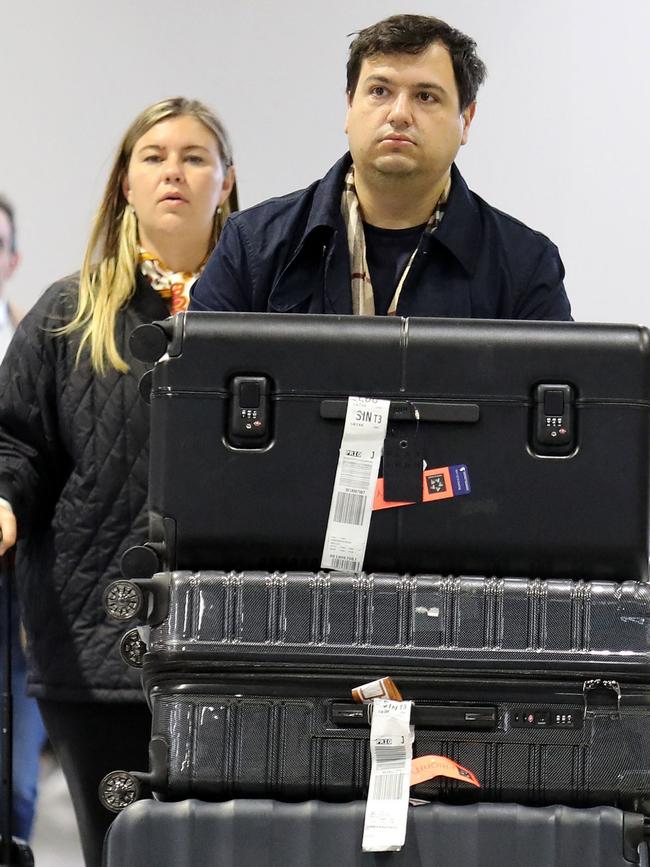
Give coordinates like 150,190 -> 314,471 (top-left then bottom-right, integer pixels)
320,400 -> 480,424
331,702 -> 497,730
0,540 -> 35,867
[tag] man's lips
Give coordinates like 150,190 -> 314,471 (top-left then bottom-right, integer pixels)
379,134 -> 415,146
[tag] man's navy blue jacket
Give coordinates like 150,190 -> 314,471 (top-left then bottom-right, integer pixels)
191,154 -> 572,320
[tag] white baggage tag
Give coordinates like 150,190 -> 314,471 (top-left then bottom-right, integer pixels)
321,397 -> 389,573
362,699 -> 413,852
136,625 -> 151,646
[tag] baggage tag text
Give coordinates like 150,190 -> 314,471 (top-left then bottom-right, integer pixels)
321,397 -> 389,574
362,698 -> 413,852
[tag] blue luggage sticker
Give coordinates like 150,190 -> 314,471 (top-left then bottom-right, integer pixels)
450,464 -> 471,496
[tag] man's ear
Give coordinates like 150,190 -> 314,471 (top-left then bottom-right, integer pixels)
6,252 -> 20,282
344,90 -> 353,135
460,101 -> 477,146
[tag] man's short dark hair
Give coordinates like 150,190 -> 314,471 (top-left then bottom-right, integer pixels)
0,195 -> 16,254
346,14 -> 487,111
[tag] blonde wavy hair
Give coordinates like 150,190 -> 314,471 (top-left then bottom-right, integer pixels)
62,97 -> 238,373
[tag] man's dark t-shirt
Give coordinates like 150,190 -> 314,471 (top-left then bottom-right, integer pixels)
363,222 -> 427,315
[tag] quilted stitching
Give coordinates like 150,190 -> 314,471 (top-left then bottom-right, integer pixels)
0,276 -> 168,700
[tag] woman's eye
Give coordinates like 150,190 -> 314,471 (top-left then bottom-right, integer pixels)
143,154 -> 162,163
185,155 -> 205,165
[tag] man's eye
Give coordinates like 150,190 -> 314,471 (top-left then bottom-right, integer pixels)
370,86 -> 386,97
418,92 -> 438,103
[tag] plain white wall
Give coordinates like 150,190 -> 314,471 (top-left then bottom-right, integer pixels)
2,0 -> 649,324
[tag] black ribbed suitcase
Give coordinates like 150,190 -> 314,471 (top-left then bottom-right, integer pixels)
101,571 -> 650,812
130,313 -> 650,581
103,799 -> 650,867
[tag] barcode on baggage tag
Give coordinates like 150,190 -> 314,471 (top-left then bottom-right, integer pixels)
329,555 -> 361,572
333,490 -> 366,526
371,773 -> 405,801
375,744 -> 408,768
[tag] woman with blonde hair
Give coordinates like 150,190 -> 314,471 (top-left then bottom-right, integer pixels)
0,96 -> 237,867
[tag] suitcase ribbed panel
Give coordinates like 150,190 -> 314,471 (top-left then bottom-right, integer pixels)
147,571 -> 650,673
138,571 -> 650,807
147,684 -> 650,808
103,800 -> 647,867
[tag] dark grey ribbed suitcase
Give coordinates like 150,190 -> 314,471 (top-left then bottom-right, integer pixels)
102,571 -> 650,812
103,800 -> 649,867
115,570 -> 650,674
129,313 -> 650,581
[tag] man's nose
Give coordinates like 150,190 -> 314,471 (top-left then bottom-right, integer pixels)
387,92 -> 412,128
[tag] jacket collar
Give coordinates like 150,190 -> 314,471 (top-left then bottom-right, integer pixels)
302,156 -> 482,274
302,152 -> 353,238
429,163 -> 483,275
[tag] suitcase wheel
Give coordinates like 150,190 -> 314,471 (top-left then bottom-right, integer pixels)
103,580 -> 144,621
119,628 -> 147,668
98,770 -> 141,812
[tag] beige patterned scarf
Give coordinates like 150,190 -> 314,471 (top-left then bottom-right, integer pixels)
138,249 -> 204,314
341,167 -> 451,315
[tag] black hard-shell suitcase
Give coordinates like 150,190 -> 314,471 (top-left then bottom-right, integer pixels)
103,799 -> 650,867
102,571 -> 650,811
131,313 -> 650,581
108,570 -> 650,675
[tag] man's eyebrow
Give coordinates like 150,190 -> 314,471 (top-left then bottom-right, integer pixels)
414,82 -> 447,94
364,74 -> 448,94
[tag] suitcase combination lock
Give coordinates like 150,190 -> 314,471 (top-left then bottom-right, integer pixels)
227,375 -> 271,449
531,383 -> 576,456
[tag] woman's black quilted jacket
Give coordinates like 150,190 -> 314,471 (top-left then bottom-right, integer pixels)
0,273 -> 168,701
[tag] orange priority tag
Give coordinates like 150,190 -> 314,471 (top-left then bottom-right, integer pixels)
372,477 -> 416,511
410,755 -> 480,788
352,676 -> 403,703
421,467 -> 454,502
373,464 -> 471,510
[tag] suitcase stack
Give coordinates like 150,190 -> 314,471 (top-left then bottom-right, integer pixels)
102,313 -> 650,865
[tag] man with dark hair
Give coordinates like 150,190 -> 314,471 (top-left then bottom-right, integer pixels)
191,14 -> 571,320
0,195 -> 23,358
0,193 -> 46,843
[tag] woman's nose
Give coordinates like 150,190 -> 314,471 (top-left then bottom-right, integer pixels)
163,157 -> 183,182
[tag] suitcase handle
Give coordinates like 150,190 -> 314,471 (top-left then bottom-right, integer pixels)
320,400 -> 480,423
331,702 -> 497,730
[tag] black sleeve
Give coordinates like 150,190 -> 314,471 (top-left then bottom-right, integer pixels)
513,242 -> 573,321
0,284 -> 72,529
190,217 -> 254,312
